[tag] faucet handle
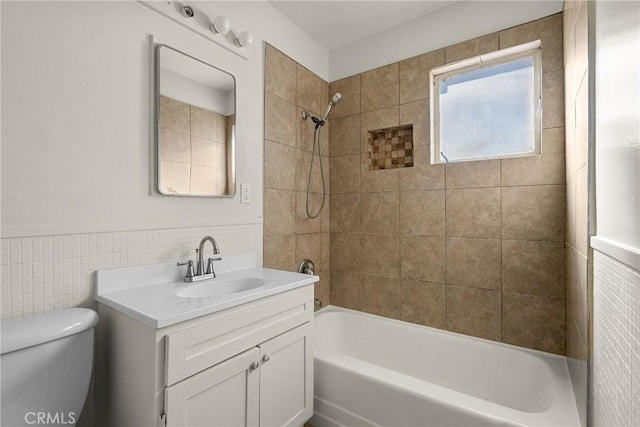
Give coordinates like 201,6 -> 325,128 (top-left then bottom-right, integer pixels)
177,260 -> 195,279
206,256 -> 222,276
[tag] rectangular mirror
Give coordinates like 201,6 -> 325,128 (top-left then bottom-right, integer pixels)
156,44 -> 236,197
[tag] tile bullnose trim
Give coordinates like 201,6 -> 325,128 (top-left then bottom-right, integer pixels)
1,217 -> 264,239
591,235 -> 640,273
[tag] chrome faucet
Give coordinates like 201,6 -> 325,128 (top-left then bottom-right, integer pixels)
197,236 -> 222,277
177,236 -> 222,282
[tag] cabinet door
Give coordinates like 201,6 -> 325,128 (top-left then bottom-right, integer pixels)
165,347 -> 260,427
259,323 -> 313,427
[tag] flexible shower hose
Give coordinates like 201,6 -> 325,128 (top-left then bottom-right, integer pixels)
305,124 -> 326,219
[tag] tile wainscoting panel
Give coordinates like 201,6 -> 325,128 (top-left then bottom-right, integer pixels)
592,250 -> 640,427
0,224 -> 262,319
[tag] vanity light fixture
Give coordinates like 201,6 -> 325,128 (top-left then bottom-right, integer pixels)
210,15 -> 231,35
171,4 -> 251,51
235,31 -> 253,48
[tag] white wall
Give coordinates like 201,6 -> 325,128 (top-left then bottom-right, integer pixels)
1,1 -> 255,237
1,1 -> 328,239
591,2 -> 640,426
591,0 -> 640,267
329,0 -> 563,81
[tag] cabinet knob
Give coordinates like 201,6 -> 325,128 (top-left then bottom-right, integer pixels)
249,361 -> 260,371
262,354 -> 271,363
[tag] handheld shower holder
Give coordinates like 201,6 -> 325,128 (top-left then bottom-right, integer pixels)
311,116 -> 325,128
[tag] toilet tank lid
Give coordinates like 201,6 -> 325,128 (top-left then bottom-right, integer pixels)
1,308 -> 99,355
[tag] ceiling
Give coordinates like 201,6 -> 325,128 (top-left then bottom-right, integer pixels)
269,1 -> 455,50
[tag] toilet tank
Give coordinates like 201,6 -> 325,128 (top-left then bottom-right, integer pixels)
1,308 -> 99,426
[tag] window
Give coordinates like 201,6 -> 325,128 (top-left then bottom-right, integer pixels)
430,40 -> 542,164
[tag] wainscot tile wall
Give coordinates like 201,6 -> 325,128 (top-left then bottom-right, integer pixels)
592,251 -> 640,427
263,44 -> 331,305
0,225 -> 262,319
563,0 -> 590,424
328,14 -> 567,355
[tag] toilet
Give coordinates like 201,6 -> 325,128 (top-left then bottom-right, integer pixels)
1,308 -> 99,426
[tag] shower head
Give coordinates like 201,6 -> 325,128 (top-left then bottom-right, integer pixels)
321,92 -> 343,121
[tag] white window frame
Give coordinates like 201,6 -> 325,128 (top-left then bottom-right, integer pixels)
430,40 -> 543,164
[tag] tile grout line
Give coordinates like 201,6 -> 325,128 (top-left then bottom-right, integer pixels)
444,145 -> 448,331
500,159 -> 504,343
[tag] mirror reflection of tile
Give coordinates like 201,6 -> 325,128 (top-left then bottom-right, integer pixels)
160,95 -> 234,195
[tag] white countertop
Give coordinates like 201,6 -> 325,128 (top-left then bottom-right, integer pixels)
95,254 -> 318,328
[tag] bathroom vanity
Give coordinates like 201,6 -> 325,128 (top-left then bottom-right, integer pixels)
95,253 -> 317,427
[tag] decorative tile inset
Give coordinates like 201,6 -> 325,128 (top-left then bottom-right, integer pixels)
367,124 -> 414,170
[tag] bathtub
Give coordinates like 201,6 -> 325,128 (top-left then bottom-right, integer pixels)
310,306 -> 580,427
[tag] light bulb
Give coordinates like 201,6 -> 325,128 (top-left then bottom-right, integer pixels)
210,15 -> 230,35
235,31 -> 253,48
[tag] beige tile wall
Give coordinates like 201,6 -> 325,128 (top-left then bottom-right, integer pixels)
563,1 -> 590,423
328,14 -> 567,355
564,0 -> 590,365
263,44 -> 331,305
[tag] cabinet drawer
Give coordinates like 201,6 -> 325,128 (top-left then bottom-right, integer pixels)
164,286 -> 313,386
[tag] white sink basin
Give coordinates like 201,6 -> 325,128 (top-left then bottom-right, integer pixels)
96,253 -> 320,328
176,278 -> 266,299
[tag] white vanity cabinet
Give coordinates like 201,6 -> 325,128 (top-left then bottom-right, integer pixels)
96,284 -> 314,427
165,322 -> 312,427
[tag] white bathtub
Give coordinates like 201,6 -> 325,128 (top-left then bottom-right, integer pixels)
310,306 -> 580,427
